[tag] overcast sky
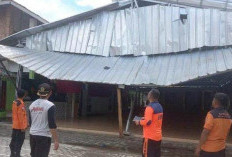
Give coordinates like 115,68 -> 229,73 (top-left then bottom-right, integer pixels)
15,0 -> 112,22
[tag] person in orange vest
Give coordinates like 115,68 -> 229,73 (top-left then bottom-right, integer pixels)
135,89 -> 163,157
195,93 -> 232,157
9,89 -> 28,157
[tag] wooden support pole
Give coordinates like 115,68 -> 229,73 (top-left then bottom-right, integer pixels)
117,87 -> 123,137
71,93 -> 76,118
201,91 -> 205,111
182,92 -> 186,112
81,83 -> 88,116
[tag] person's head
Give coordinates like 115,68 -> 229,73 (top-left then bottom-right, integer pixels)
148,88 -> 160,102
212,93 -> 230,109
17,89 -> 26,99
37,83 -> 52,99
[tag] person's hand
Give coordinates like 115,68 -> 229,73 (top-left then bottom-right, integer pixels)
195,146 -> 201,157
54,141 -> 59,150
135,120 -> 140,126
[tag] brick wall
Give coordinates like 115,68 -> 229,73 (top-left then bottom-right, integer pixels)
0,4 -> 43,40
10,6 -> 30,34
0,6 -> 11,40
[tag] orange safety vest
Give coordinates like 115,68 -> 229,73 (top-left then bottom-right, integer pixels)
140,102 -> 163,141
12,99 -> 28,130
201,107 -> 231,152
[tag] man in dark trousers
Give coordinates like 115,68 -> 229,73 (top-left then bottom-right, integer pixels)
195,93 -> 232,157
29,83 -> 59,157
10,89 -> 28,157
135,89 -> 163,157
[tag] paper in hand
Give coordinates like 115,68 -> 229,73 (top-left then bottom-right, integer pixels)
133,116 -> 143,121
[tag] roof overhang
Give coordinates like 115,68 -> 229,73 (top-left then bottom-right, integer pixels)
0,45 -> 232,87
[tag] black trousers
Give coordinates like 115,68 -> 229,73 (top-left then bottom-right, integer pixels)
9,129 -> 25,157
30,135 -> 51,157
200,149 -> 225,157
142,138 -> 161,157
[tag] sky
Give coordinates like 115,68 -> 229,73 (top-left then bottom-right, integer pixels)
15,0 -> 112,22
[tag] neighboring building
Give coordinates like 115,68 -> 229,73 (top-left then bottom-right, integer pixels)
0,0 -> 47,40
0,0 -> 48,116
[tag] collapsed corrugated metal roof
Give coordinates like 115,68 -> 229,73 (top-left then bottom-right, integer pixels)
24,5 -> 232,57
0,0 -> 131,45
2,1 -> 232,57
0,45 -> 232,86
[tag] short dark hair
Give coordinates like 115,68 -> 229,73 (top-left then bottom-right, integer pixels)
150,88 -> 160,99
214,93 -> 230,109
17,89 -> 26,98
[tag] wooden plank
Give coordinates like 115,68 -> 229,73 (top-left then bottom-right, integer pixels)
117,87 -> 123,137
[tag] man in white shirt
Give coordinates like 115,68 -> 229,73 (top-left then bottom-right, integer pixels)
29,83 -> 59,157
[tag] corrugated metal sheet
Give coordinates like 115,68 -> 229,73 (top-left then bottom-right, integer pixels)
146,0 -> 232,10
0,0 -> 131,44
25,5 -> 232,57
1,45 -> 232,86
2,0 -> 232,45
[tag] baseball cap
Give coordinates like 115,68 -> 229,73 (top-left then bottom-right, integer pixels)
37,83 -> 51,97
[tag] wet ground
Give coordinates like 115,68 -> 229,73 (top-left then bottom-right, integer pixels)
0,136 -> 195,157
56,113 -> 232,143
1,117 -> 230,157
0,136 -> 140,157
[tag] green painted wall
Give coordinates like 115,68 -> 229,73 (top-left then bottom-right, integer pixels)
6,80 -> 15,111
